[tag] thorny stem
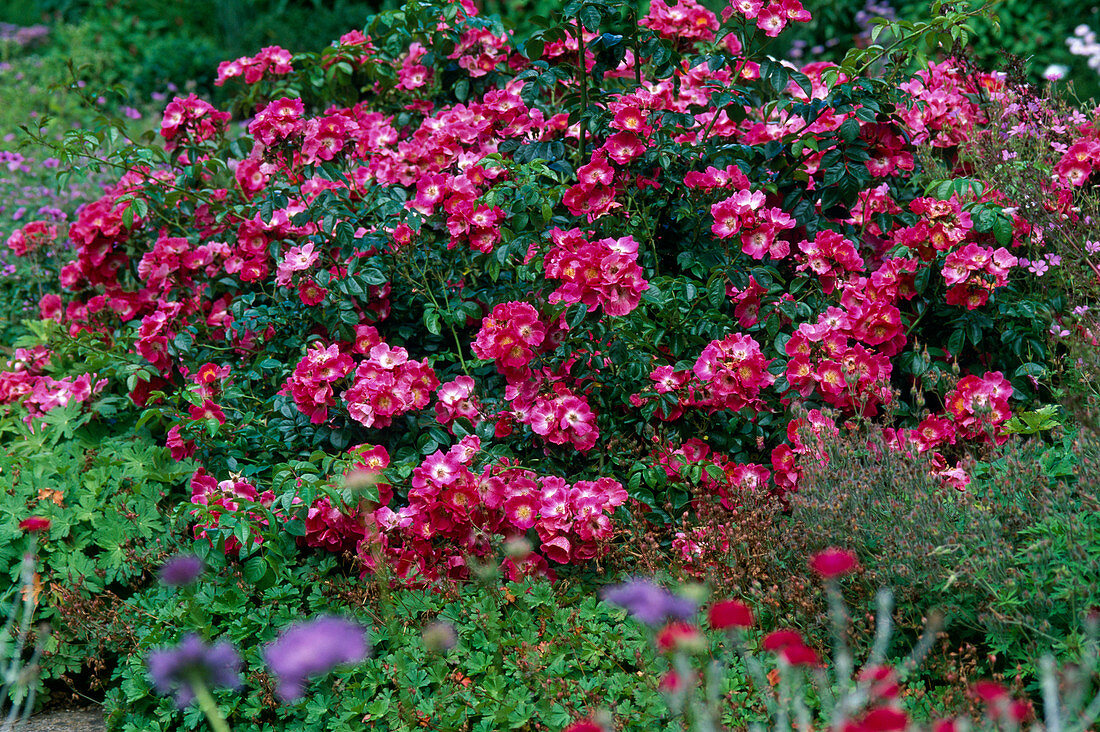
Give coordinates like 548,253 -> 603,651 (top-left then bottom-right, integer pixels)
429,270 -> 472,376
402,257 -> 471,376
24,126 -> 232,219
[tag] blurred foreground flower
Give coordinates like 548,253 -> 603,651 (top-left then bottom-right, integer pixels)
422,620 -> 458,653
158,553 -> 204,587
602,578 -> 697,625
146,633 -> 242,708
809,547 -> 860,578
18,516 -> 50,533
263,615 -> 370,701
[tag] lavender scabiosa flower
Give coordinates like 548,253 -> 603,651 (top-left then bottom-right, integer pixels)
159,553 -> 204,586
263,615 -> 370,701
146,633 -> 242,708
602,579 -> 697,625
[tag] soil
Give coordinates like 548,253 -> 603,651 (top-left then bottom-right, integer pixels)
18,707 -> 105,732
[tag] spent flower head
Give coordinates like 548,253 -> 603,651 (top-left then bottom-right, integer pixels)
422,620 -> 458,653
263,615 -> 370,701
146,633 -> 242,708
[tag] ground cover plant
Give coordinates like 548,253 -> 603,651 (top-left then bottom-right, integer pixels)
2,0 -> 1100,728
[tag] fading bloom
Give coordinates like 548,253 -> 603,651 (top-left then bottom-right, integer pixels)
264,616 -> 370,701
159,554 -> 204,586
602,579 -> 697,625
146,634 -> 242,708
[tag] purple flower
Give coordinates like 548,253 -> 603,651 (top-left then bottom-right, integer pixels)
263,616 -> 370,701
602,579 -> 697,625
159,554 -> 204,586
146,634 -> 242,708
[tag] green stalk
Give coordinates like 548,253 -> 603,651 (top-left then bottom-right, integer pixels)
190,677 -> 232,732
575,13 -> 588,167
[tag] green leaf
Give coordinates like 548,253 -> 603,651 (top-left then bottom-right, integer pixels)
568,303 -> 588,329
992,213 -> 1013,246
578,4 -> 602,31
424,309 -> 442,336
838,117 -> 860,142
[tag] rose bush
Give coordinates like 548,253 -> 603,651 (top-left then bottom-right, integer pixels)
3,0 -> 1088,589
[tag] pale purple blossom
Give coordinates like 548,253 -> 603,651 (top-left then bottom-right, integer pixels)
263,616 -> 370,701
147,634 -> 242,708
602,579 -> 697,625
159,553 -> 204,586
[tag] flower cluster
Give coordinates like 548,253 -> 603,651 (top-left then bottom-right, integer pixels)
944,371 -> 1013,442
471,301 -> 546,379
215,45 -> 294,86
710,188 -> 796,260
898,60 -> 1000,147
794,229 -> 864,294
891,195 -> 973,260
543,227 -> 649,317
247,98 -> 306,153
941,244 -> 1017,310
434,375 -> 482,430
0,346 -> 106,419
691,333 -> 775,413
343,343 -> 438,428
720,0 -> 812,37
138,233 -> 227,292
189,468 -> 275,556
285,342 -> 354,424
159,94 -> 231,149
302,496 -> 364,554
509,378 -> 600,452
1054,134 -> 1100,187
6,219 -> 57,256
641,0 -> 719,43
361,442 -> 626,582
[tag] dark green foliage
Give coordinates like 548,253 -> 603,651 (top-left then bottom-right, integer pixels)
0,413 -> 191,699
105,565 -> 673,731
